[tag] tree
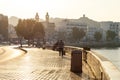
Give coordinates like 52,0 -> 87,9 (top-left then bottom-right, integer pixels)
79,28 -> 86,40
15,19 -> 25,47
16,19 -> 45,46
106,30 -> 117,41
23,20 -> 34,39
94,31 -> 102,41
0,15 -> 8,40
33,22 -> 45,47
72,27 -> 86,41
15,19 -> 25,37
33,22 -> 45,39
72,27 -> 80,41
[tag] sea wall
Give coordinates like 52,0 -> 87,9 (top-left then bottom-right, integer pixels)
64,46 -> 120,80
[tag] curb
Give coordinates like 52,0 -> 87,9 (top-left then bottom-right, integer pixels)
19,48 -> 27,53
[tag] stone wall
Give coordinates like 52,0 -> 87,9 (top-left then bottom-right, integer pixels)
64,46 -> 120,80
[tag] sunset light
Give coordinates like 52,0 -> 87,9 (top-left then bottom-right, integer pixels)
0,0 -> 120,21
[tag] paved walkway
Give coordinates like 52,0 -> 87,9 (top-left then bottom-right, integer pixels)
0,46 -> 90,80
0,47 -> 5,55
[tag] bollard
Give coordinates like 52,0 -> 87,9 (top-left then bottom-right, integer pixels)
71,50 -> 82,73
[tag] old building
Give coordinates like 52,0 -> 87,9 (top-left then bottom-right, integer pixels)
8,24 -> 18,41
51,15 -> 120,42
56,15 -> 102,41
35,12 -> 56,42
100,21 -> 120,41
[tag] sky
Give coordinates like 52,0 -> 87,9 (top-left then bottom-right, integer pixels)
0,0 -> 120,21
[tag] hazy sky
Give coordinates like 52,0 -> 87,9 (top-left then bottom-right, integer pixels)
0,0 -> 120,21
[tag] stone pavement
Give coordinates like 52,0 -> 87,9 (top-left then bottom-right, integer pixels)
0,46 -> 90,80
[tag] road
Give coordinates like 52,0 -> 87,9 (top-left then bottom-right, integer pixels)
0,46 -> 89,80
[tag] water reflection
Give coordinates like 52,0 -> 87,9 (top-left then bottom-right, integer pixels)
93,47 -> 120,70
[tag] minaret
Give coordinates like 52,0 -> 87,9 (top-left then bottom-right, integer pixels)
46,12 -> 49,23
35,12 -> 39,22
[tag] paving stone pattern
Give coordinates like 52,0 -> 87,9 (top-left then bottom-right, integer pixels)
0,48 -> 88,80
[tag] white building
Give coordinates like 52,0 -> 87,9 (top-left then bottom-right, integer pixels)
55,15 -> 102,41
35,12 -> 56,42
100,21 -> 120,41
8,24 -> 18,39
50,15 -> 120,42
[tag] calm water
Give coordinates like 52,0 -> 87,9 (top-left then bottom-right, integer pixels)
92,47 -> 120,71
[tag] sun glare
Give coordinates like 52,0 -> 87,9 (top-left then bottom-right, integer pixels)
0,0 -> 120,21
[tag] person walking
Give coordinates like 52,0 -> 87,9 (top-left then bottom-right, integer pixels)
58,40 -> 64,57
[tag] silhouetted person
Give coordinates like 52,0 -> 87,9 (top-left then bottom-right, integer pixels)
58,40 -> 64,57
42,40 -> 46,49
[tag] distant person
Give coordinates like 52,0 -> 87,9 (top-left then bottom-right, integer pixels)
42,40 -> 46,49
58,40 -> 64,57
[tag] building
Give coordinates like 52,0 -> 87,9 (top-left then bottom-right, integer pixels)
51,15 -> 120,42
35,12 -> 56,42
55,15 -> 102,41
8,24 -> 18,40
34,13 -> 120,42
43,12 -> 55,42
100,21 -> 120,41
35,13 -> 39,22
